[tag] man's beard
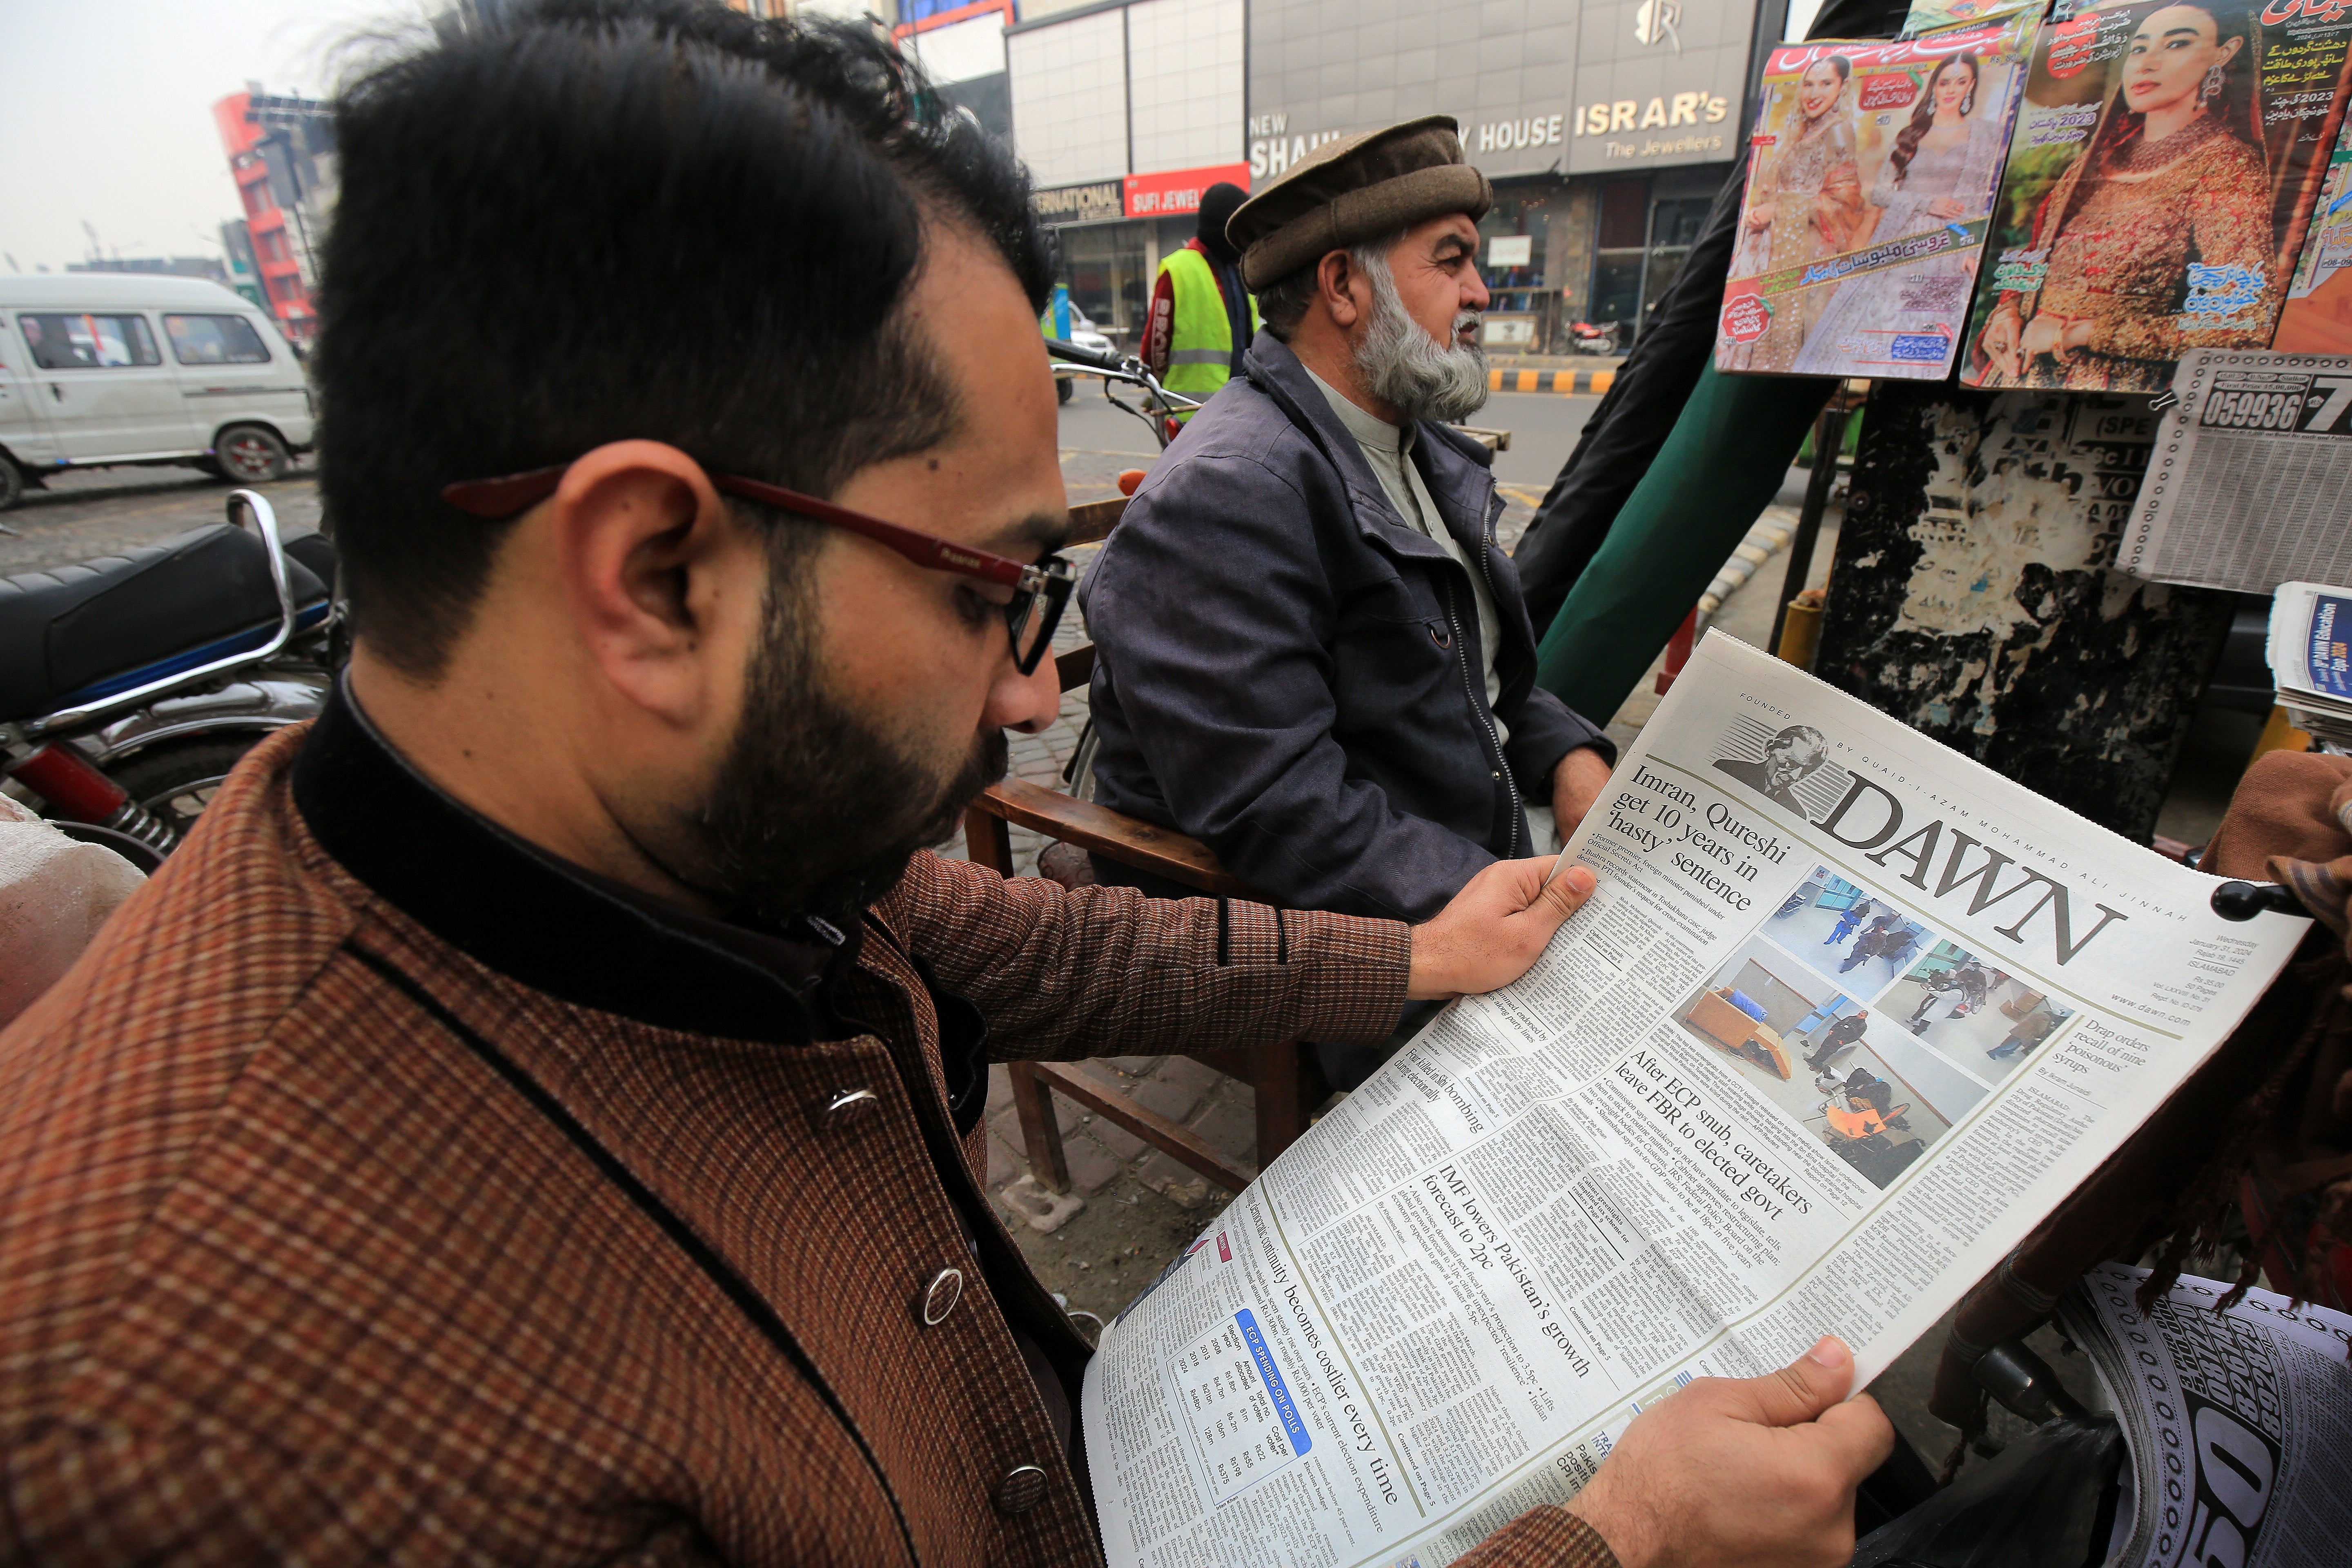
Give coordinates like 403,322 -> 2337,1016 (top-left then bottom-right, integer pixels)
1352,248 -> 1490,423
679,588 -> 1008,927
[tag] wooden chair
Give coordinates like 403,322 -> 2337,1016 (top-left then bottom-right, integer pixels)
961,494 -> 1325,1198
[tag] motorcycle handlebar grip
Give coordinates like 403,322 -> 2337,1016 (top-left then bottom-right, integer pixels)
1044,336 -> 1125,372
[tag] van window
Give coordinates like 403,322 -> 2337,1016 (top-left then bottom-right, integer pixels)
18,313 -> 162,370
163,313 -> 272,365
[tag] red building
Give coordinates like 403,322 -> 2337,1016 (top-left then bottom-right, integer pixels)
212,90 -> 317,344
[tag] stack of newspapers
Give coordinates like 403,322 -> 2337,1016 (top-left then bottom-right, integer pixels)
2267,583 -> 2352,749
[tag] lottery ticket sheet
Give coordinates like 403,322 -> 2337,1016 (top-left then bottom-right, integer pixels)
2119,350 -> 2352,594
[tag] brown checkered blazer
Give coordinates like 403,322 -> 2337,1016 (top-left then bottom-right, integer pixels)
0,717 -> 1617,1566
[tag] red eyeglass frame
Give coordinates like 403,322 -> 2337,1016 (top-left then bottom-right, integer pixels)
440,464 -> 1075,673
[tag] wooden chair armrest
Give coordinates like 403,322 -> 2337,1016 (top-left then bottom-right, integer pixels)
1020,1060 -> 1254,1194
970,778 -> 1254,898
1067,497 -> 1126,546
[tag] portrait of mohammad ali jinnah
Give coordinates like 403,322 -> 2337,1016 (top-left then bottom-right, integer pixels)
1713,724 -> 1829,815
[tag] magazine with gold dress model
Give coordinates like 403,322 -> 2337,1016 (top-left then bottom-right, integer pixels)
1958,0 -> 2352,392
1715,11 -> 2040,380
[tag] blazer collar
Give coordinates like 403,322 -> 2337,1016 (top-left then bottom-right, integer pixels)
292,677 -> 845,1043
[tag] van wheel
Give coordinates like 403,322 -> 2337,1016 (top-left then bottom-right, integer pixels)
1057,377 -> 1073,405
0,459 -> 21,511
214,424 -> 290,483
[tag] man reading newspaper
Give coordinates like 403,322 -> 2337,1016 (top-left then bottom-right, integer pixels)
0,4 -> 1895,1565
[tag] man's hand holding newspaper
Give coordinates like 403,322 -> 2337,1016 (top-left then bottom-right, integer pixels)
1568,1336 -> 1891,1568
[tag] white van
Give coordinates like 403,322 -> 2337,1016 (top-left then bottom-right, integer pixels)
0,274 -> 314,510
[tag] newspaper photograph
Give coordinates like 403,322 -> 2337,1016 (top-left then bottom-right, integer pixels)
1081,634 -> 2310,1568
2060,1263 -> 2352,1568
2118,349 -> 2352,592
1715,14 -> 2038,379
2273,111 -> 2352,353
1958,0 -> 2352,394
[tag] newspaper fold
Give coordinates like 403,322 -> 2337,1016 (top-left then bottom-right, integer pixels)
2267,580 -> 2352,746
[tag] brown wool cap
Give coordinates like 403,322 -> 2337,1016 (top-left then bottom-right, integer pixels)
1227,115 -> 1494,292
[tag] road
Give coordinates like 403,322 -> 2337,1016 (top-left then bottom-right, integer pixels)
1055,383 -> 1604,537
0,388 -> 1603,581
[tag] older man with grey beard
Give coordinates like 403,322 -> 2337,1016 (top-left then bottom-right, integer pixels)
1080,117 -> 1616,1082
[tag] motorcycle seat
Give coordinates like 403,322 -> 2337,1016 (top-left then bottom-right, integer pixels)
0,524 -> 332,724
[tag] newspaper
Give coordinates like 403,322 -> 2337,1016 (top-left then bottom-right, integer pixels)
2274,113 -> 2352,354
2117,350 -> 2352,592
1715,14 -> 2038,380
2267,580 -> 2352,746
1082,633 -> 2309,1568
2060,1263 -> 2352,1568
1957,0 -> 2352,394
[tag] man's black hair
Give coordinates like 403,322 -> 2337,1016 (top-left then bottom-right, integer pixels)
314,0 -> 1049,677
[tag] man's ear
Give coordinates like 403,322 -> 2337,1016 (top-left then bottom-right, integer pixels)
1318,250 -> 1368,330
546,439 -> 761,729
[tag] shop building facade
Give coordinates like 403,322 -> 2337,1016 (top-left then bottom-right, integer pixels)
1009,0 -> 1248,347
1245,0 -> 1780,352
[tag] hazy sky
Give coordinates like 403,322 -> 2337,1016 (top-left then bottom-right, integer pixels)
2,0 -> 1829,274
1,0 -> 405,274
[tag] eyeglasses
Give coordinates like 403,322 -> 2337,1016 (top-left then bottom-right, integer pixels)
441,464 -> 1076,675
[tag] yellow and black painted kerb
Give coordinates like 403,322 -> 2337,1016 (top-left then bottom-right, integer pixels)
1486,368 -> 1617,395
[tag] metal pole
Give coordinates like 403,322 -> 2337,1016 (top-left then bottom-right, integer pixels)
1766,397 -> 1844,657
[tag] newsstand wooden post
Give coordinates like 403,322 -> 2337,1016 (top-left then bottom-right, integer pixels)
1811,382 -> 2236,843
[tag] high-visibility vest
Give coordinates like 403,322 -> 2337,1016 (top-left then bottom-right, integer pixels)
1158,246 -> 1258,412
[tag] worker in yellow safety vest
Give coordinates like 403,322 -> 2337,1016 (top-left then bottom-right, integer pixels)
1142,181 -> 1257,421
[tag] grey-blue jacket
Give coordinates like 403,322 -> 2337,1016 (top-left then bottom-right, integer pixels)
1080,333 -> 1612,924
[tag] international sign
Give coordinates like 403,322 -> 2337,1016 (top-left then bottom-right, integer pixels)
1031,180 -> 1123,224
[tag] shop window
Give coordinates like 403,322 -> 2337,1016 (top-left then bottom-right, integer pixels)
1058,222 -> 1154,343
1588,179 -> 1652,328
1639,197 -> 1716,321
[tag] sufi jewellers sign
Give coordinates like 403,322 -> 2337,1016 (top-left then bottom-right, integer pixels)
1245,0 -> 1753,178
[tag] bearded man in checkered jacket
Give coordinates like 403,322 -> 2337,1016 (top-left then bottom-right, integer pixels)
0,4 -> 1891,1564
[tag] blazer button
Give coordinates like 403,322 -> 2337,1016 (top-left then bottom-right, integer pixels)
825,1087 -> 878,1123
992,1464 -> 1050,1515
920,1265 -> 964,1326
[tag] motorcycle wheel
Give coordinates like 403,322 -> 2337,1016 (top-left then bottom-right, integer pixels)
109,735 -> 266,844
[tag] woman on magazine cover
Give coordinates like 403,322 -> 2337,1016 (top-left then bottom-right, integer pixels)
1728,54 -> 1867,372
1795,52 -> 2007,372
1969,2 -> 2273,390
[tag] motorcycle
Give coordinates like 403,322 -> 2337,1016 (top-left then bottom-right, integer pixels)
0,489 -> 339,867
1566,319 -> 1626,356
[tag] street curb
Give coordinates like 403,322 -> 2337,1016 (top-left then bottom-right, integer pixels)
1487,367 -> 1617,395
